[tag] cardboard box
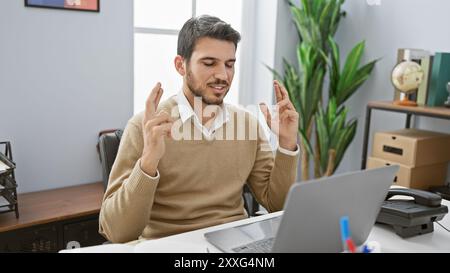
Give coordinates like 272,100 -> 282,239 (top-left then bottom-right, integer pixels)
367,157 -> 448,190
372,129 -> 450,167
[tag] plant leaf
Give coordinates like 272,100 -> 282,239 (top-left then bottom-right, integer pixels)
328,36 -> 340,98
337,40 -> 365,97
299,128 -> 314,156
337,59 -> 378,105
334,119 -> 357,171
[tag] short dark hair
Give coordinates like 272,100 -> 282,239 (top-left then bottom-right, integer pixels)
177,15 -> 241,62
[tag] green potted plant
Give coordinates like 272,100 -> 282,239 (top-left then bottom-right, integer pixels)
271,0 -> 378,180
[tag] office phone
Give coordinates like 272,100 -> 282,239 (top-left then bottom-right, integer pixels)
376,188 -> 448,238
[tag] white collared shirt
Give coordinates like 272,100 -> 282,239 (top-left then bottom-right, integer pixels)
176,90 -> 230,140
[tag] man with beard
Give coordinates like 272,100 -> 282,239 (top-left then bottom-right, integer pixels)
99,15 -> 300,243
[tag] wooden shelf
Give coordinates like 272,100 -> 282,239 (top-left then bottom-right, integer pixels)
362,101 -> 450,171
0,182 -> 104,233
368,101 -> 450,119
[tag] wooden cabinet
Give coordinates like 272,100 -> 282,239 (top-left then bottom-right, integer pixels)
0,224 -> 58,252
0,183 -> 105,253
63,217 -> 105,250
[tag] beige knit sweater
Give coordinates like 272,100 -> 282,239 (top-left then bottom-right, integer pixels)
99,97 -> 299,243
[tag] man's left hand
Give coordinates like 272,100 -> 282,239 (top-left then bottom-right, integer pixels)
260,80 -> 299,151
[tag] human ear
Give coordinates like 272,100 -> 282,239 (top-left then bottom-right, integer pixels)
174,55 -> 186,76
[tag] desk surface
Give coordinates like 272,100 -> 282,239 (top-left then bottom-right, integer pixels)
64,199 -> 450,253
148,208 -> 450,253
0,182 -> 104,233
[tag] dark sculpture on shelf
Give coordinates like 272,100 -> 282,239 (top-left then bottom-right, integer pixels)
0,141 -> 19,218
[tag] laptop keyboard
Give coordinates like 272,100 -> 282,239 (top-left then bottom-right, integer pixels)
232,237 -> 275,253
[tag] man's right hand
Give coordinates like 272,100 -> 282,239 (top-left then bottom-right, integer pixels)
140,83 -> 173,177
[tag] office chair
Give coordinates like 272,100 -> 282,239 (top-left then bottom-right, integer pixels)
97,129 -> 260,217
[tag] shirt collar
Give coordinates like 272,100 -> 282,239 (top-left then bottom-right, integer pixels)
176,90 -> 230,128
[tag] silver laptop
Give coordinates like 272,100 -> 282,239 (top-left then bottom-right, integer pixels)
204,166 -> 399,253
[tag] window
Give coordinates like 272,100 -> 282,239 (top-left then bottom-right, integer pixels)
134,0 -> 243,114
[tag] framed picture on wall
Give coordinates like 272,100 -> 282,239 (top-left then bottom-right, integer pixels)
25,0 -> 100,12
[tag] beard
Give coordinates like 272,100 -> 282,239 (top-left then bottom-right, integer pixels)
186,68 -> 230,105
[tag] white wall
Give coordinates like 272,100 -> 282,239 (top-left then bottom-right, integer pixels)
0,0 -> 133,193
239,0 -> 279,107
274,0 -> 298,82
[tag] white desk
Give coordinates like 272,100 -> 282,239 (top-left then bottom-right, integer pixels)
63,199 -> 450,253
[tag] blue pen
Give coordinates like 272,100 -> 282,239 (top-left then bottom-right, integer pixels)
339,216 -> 350,251
339,216 -> 358,253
